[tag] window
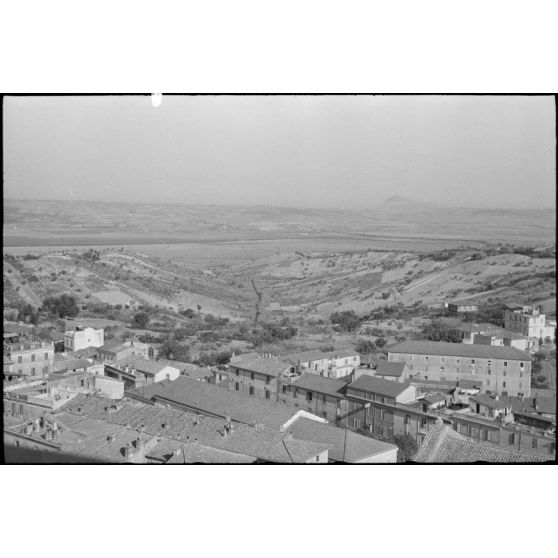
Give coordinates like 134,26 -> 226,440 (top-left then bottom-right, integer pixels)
404,415 -> 410,425
235,382 -> 239,391
441,357 -> 445,363
265,390 -> 270,400
250,372 -> 255,381
44,353 -> 48,360
420,418 -> 427,429
508,433 -> 515,444
314,363 -> 318,370
519,382 -> 522,389
488,369 -> 491,375
483,430 -> 489,441
31,367 -> 36,376
31,354 -> 36,362
307,392 -> 313,402
235,370 -> 239,377
18,356 -> 22,364
503,370 -> 507,377
504,361 -> 508,367
503,381 -> 506,388
322,395 -> 327,404
456,359 -> 459,364
520,371 -> 523,378
282,385 -> 287,394
249,386 -> 255,396
265,376 -> 271,385
520,362 -> 524,368
532,438 -> 538,450
293,389 -> 298,399
471,359 -> 475,365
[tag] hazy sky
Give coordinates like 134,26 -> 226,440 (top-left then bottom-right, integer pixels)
3,95 -> 555,209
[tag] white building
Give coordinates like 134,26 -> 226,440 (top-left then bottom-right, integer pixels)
504,306 -> 555,340
64,326 -> 104,352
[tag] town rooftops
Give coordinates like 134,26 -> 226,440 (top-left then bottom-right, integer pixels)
288,417 -> 397,463
72,347 -> 99,359
375,361 -> 407,377
53,358 -> 91,373
59,394 -> 330,463
291,373 -> 349,398
388,340 -> 532,361
114,356 -> 178,376
228,354 -> 290,377
413,420 -> 550,463
98,340 -> 128,353
128,376 -> 319,430
348,375 -> 413,398
472,393 -> 512,411
423,393 -> 448,405
281,350 -> 327,364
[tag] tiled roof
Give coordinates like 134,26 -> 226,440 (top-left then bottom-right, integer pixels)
146,438 -> 256,464
53,358 -> 91,372
291,373 -> 349,398
281,350 -> 327,364
228,355 -> 290,377
497,395 -> 556,417
414,420 -> 551,463
348,375 -> 413,398
288,417 -> 397,463
423,393 -> 448,405
375,362 -> 406,377
128,376 -> 307,429
115,356 -> 178,376
389,341 -> 532,361
62,394 -> 329,463
472,394 -> 512,410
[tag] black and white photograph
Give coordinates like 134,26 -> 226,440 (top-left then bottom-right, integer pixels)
2,3 -> 557,558
2,94 -> 555,464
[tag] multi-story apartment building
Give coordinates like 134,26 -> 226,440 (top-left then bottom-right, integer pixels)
228,354 -> 291,400
344,374 -> 440,444
64,325 -> 104,352
280,373 -> 350,422
3,338 -> 55,380
504,305 -> 556,340
388,341 -> 532,397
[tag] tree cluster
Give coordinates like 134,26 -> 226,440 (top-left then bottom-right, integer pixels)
42,294 -> 79,319
330,310 -> 362,332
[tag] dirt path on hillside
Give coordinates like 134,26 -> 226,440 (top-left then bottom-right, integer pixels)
3,261 -> 43,307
